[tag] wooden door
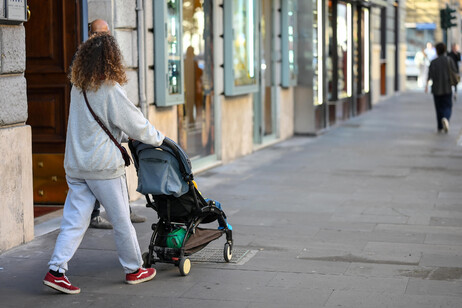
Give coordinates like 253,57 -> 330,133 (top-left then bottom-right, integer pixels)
25,0 -> 81,204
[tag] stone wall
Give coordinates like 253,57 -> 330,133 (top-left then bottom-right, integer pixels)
0,24 -> 33,253
220,95 -> 254,163
279,88 -> 295,140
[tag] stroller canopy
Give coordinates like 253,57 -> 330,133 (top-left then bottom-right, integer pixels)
130,138 -> 193,197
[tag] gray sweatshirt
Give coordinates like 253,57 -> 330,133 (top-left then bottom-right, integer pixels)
64,83 -> 164,180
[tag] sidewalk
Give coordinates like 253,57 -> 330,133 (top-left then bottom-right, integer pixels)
1,90 -> 462,307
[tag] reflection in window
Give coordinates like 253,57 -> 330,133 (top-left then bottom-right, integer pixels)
232,0 -> 257,87
167,0 -> 182,95
327,0 -> 333,101
261,0 -> 273,136
363,8 -> 370,93
337,2 -> 348,99
178,0 -> 214,159
353,5 -> 359,94
287,0 -> 296,81
313,0 -> 321,105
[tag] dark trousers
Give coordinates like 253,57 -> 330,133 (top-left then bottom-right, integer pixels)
91,200 -> 102,219
433,93 -> 453,130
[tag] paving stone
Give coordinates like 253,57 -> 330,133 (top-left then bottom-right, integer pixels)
420,254 -> 462,268
313,229 -> 426,244
430,216 -> 462,227
375,224 -> 462,235
180,282 -> 332,306
267,272 -> 408,294
425,233 -> 462,246
345,263 -> 462,281
330,213 -> 409,224
240,251 -> 350,275
364,242 -> 462,257
405,278 -> 462,297
325,290 -> 462,308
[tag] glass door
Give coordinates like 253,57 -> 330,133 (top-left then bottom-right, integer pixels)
254,0 -> 276,144
178,0 -> 215,160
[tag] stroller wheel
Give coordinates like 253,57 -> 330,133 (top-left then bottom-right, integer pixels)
224,243 -> 232,262
179,257 -> 191,276
142,252 -> 151,268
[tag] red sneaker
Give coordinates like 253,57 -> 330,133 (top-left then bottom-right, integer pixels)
43,272 -> 81,294
125,268 -> 156,285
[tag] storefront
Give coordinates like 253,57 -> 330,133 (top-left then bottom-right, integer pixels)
0,0 -> 405,252
326,0 -> 371,122
149,0 -> 296,166
294,0 -> 403,135
17,0 -> 299,209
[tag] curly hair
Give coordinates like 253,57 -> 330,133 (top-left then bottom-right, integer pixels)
70,33 -> 127,91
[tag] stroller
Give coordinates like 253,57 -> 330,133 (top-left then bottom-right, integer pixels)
129,138 -> 233,276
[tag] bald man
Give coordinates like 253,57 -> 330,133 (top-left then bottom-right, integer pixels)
89,19 -> 110,35
85,19 -> 147,228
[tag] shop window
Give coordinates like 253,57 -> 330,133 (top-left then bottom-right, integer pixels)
178,0 -> 215,159
327,0 -> 334,102
353,6 -> 359,95
362,7 -> 370,93
313,0 -> 323,106
154,0 -> 184,106
337,1 -> 349,99
281,0 -> 297,87
223,0 -> 258,96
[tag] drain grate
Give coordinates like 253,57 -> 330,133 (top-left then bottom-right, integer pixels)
189,247 -> 257,264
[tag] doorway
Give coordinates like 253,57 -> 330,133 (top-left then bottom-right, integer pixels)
254,0 -> 276,144
178,0 -> 215,162
25,0 -> 82,215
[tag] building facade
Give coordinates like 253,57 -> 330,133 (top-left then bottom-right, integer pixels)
405,0 -> 461,56
0,0 -> 404,252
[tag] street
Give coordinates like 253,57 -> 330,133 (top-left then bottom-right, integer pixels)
1,88 -> 462,307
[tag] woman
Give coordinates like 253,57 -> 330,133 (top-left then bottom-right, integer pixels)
43,33 -> 164,294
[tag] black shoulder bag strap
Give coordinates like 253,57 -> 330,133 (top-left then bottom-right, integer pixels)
82,90 -> 131,167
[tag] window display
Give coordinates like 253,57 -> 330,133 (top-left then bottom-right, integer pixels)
178,0 -> 215,159
282,0 -> 297,87
154,0 -> 184,106
337,2 -> 349,99
224,0 -> 258,95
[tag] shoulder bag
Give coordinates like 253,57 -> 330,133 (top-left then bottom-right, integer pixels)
83,90 -> 132,167
447,56 -> 460,86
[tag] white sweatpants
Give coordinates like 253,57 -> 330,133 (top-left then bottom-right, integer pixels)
48,175 -> 143,274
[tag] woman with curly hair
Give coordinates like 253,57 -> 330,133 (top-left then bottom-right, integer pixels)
43,33 -> 164,294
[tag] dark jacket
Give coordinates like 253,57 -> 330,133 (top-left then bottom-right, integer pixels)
428,55 -> 457,96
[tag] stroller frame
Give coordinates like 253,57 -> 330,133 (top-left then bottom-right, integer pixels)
130,138 -> 233,276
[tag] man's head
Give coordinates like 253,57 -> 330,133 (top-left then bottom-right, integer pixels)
452,43 -> 459,52
435,42 -> 446,56
89,19 -> 110,36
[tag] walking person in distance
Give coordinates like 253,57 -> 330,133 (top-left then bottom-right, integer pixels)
425,42 -> 456,134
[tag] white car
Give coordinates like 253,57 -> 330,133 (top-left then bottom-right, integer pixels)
405,53 -> 419,79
